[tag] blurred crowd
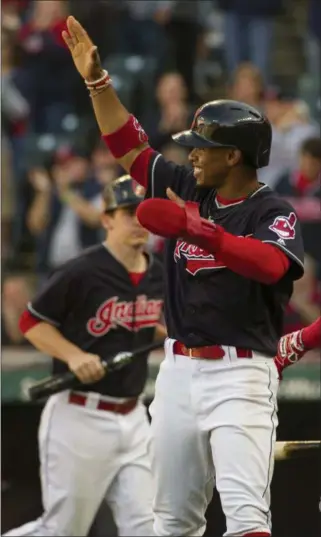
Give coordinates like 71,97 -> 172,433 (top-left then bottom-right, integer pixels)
1,0 -> 320,353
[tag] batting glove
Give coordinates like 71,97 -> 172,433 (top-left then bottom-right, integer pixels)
274,328 -> 306,377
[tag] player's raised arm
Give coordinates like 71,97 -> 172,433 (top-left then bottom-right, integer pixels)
62,17 -> 140,167
62,16 -> 192,197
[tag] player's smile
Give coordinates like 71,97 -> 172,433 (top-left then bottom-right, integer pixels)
193,165 -> 202,182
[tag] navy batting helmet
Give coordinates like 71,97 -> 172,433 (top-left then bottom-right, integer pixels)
103,175 -> 144,212
172,100 -> 272,168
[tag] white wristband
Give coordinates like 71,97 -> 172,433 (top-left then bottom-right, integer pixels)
85,69 -> 109,87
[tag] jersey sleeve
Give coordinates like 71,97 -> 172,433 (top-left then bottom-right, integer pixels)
145,152 -> 195,200
253,204 -> 305,280
27,264 -> 79,327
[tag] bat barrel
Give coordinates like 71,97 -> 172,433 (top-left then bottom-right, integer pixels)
275,440 -> 321,460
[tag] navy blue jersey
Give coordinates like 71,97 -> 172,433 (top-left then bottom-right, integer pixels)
28,244 -> 164,397
145,152 -> 305,356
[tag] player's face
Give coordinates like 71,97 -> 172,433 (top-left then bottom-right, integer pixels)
102,206 -> 149,248
189,147 -> 241,188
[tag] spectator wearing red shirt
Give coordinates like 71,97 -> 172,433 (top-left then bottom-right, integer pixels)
284,254 -> 321,335
274,137 -> 321,201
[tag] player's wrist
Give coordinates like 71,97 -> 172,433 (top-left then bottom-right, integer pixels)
85,69 -> 113,98
85,68 -> 105,83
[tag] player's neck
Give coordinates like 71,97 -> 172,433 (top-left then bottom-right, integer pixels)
216,173 -> 260,201
103,239 -> 146,273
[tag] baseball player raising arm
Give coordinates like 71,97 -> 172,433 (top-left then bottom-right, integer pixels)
4,177 -> 164,537
63,17 -> 305,537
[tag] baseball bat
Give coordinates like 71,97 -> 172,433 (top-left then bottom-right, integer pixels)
28,340 -> 164,401
274,440 -> 321,460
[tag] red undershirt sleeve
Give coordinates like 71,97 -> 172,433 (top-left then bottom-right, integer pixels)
301,317 -> 321,349
217,232 -> 290,284
19,310 -> 41,334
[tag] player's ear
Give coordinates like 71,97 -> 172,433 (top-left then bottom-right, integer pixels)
226,148 -> 242,167
101,212 -> 114,231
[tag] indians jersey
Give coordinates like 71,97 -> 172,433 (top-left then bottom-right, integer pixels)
28,245 -> 164,397
145,152 -> 305,355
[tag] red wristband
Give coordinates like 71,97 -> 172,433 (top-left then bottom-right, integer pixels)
102,115 -> 149,159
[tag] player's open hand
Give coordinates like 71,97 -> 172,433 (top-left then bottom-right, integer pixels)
62,16 -> 103,82
68,352 -> 105,383
166,187 -> 185,208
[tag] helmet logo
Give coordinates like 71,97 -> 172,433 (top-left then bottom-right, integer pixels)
135,184 -> 145,197
269,212 -> 297,240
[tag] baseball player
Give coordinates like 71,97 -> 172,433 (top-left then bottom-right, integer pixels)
4,176 -> 164,537
62,17 -> 305,537
275,316 -> 321,377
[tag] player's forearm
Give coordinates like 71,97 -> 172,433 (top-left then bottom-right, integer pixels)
155,323 -> 167,342
217,234 -> 290,284
138,199 -> 291,284
22,321 -> 86,364
59,191 -> 101,227
90,83 -> 129,136
27,192 -> 51,235
91,87 -> 150,176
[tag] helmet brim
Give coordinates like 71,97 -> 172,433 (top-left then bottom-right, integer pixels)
172,130 -> 225,149
105,198 -> 143,212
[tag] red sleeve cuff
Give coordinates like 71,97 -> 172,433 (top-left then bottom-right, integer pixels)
19,310 -> 41,334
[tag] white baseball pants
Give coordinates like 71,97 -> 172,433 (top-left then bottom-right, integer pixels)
4,391 -> 154,537
149,338 -> 279,537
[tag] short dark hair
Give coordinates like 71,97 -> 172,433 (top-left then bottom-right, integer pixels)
301,137 -> 321,160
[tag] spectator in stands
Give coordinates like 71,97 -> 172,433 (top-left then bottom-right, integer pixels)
1,274 -> 33,346
284,254 -> 321,335
306,0 -> 321,97
1,0 -> 26,32
1,136 -> 15,264
16,0 -> 75,134
163,0 -> 204,100
162,142 -> 189,166
218,0 -> 282,83
1,29 -> 29,161
2,27 -> 30,263
260,89 -> 320,188
91,141 -> 120,192
274,137 -> 321,199
228,62 -> 265,109
112,1 -> 170,62
143,71 -> 192,151
27,145 -> 102,280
